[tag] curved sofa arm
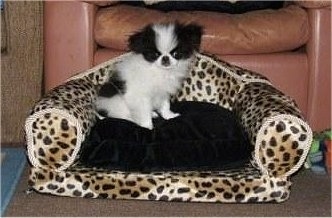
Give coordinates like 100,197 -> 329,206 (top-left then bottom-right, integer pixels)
25,78 -> 97,171
25,60 -> 115,171
234,82 -> 312,177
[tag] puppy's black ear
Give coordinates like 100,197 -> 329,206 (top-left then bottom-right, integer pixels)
128,25 -> 155,53
182,23 -> 203,51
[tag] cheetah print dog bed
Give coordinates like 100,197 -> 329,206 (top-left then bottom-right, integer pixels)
25,53 -> 312,203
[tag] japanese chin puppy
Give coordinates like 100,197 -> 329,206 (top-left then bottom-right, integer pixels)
96,22 -> 203,129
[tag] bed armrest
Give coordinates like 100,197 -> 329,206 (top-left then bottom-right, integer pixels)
234,82 -> 312,177
25,59 -> 114,171
25,78 -> 97,171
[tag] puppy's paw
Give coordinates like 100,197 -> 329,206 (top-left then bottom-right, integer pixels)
139,120 -> 154,130
152,111 -> 159,119
140,123 -> 153,130
162,111 -> 180,120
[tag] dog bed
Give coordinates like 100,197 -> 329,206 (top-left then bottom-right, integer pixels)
25,52 -> 312,203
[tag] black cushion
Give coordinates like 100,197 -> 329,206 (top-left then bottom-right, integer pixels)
121,1 -> 285,14
79,101 -> 252,172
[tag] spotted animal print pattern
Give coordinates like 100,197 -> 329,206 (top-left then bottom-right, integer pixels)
29,164 -> 291,203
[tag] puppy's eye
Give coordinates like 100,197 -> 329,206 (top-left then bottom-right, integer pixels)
154,51 -> 161,58
171,50 -> 182,59
150,51 -> 161,60
144,50 -> 161,62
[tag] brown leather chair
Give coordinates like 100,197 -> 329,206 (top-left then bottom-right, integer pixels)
44,1 -> 331,132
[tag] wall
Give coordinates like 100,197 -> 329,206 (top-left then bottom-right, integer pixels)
1,1 -> 43,144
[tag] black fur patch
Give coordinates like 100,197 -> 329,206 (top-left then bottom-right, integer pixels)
97,109 -> 109,118
98,74 -> 126,97
173,23 -> 203,59
128,25 -> 161,63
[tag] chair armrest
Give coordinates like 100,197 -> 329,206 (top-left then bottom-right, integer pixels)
294,0 -> 331,9
305,7 -> 331,131
44,1 -> 96,91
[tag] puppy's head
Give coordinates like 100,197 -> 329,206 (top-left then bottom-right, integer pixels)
128,22 -> 203,69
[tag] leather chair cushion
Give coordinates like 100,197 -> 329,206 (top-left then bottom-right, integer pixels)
94,4 -> 309,55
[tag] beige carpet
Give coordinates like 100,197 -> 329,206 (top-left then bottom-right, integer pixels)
4,167 -> 331,217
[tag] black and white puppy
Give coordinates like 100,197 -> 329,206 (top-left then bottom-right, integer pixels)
96,22 -> 203,129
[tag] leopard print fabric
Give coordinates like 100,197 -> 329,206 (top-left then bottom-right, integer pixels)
29,164 -> 291,203
175,54 -> 270,110
25,53 -> 312,202
26,59 -> 116,171
232,82 -> 311,176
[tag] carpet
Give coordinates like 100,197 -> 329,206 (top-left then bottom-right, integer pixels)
1,147 -> 26,216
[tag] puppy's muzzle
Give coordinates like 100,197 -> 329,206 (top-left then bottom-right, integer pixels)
161,56 -> 170,67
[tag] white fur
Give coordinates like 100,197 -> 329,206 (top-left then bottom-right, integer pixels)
153,24 -> 180,70
153,24 -> 177,55
96,24 -> 194,129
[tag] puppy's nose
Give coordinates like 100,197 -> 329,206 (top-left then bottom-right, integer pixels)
161,56 -> 170,66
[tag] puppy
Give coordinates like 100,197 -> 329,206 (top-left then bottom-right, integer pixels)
96,22 -> 203,129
